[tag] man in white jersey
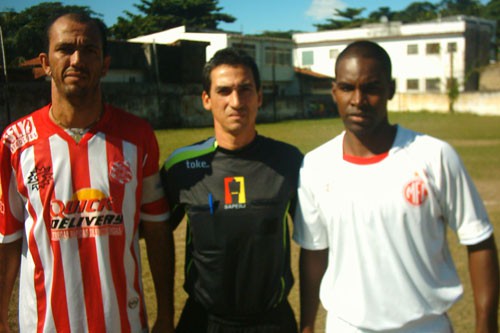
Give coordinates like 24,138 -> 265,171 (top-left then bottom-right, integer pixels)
293,40 -> 499,332
0,13 -> 174,332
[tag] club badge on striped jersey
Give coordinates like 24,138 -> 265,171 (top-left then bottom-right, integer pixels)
110,160 -> 133,185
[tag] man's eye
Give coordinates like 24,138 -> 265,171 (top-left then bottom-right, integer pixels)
58,46 -> 75,54
217,88 -> 232,95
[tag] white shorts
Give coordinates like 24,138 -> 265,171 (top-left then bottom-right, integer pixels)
326,312 -> 453,333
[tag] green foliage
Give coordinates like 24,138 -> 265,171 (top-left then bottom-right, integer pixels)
0,2 -> 98,65
439,0 -> 483,16
482,0 -> 500,55
392,2 -> 439,22
314,7 -> 366,31
314,0 -> 494,31
109,0 -> 235,40
250,30 -> 299,39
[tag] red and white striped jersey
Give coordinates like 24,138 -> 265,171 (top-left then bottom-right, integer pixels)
0,104 -> 169,332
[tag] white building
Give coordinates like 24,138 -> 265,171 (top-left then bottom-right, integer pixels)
293,16 -> 496,93
129,26 -> 296,94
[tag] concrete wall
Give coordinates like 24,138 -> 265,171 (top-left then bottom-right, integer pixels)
0,82 -> 309,131
389,91 -> 500,115
1,83 -> 498,132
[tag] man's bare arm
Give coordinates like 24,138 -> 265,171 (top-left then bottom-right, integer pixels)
468,235 -> 499,333
0,239 -> 22,333
142,221 -> 175,333
299,248 -> 328,333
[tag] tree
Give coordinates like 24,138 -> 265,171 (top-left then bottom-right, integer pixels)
482,0 -> 500,55
392,2 -> 439,22
0,2 -> 98,65
109,0 -> 235,40
315,7 -> 366,31
251,30 -> 300,39
367,7 -> 397,23
439,0 -> 483,16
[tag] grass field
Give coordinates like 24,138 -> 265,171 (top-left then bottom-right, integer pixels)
8,112 -> 500,332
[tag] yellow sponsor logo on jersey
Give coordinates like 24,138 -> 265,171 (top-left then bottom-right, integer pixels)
50,188 -> 124,240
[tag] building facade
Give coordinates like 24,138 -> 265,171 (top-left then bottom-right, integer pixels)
129,26 -> 296,95
293,16 -> 497,93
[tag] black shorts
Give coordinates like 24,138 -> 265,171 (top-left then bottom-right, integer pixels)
175,297 -> 298,333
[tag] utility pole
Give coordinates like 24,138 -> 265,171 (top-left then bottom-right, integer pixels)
0,25 -> 12,129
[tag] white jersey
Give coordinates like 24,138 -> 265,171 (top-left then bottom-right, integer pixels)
0,104 -> 169,332
293,125 -> 492,331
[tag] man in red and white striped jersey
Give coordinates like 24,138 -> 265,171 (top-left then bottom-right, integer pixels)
0,13 -> 174,333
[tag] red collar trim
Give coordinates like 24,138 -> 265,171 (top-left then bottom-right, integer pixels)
343,151 -> 389,165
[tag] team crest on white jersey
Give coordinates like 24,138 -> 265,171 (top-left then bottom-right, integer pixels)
2,116 -> 38,153
403,176 -> 428,206
110,160 -> 133,185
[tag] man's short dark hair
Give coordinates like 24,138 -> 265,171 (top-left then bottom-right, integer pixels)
44,12 -> 108,56
202,47 -> 261,94
336,40 -> 392,81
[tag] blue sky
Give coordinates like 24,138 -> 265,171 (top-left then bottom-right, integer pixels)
0,0 -> 490,34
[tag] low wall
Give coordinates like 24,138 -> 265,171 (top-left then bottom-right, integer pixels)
389,91 -> 500,115
0,82 -> 334,130
1,83 -> 498,131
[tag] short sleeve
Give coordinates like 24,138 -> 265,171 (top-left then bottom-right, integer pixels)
293,159 -> 329,250
436,142 -> 492,245
140,127 -> 169,222
0,131 -> 25,243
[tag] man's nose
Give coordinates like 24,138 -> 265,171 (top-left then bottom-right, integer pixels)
70,50 -> 82,66
229,90 -> 243,108
350,88 -> 364,106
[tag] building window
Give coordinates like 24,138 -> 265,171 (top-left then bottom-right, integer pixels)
265,47 -> 292,66
426,43 -> 440,55
302,51 -> 314,66
232,43 -> 256,59
407,44 -> 418,55
447,42 -> 457,53
329,48 -> 339,59
426,78 -> 441,91
407,79 -> 419,90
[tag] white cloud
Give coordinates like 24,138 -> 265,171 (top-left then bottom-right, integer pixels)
306,0 -> 346,20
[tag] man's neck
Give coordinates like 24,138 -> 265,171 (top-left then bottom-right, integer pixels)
215,130 -> 257,151
343,124 -> 397,157
50,95 -> 103,129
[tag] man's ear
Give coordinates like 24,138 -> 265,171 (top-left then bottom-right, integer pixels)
101,55 -> 111,77
388,79 -> 396,100
331,80 -> 337,103
201,90 -> 211,111
39,52 -> 51,76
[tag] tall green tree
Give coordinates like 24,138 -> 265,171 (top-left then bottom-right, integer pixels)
314,7 -> 366,31
0,2 -> 98,65
392,2 -> 439,22
109,0 -> 235,40
482,0 -> 500,54
367,7 -> 397,23
439,0 -> 483,16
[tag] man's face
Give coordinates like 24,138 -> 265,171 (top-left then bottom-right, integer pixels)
39,16 -> 110,100
202,64 -> 262,139
332,56 -> 395,138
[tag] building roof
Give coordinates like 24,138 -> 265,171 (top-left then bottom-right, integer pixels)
294,67 -> 333,79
